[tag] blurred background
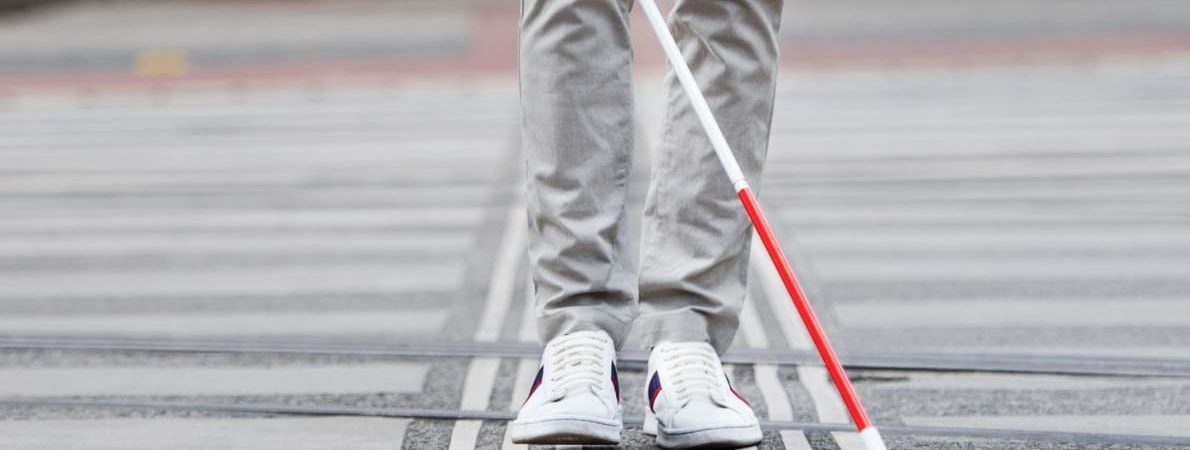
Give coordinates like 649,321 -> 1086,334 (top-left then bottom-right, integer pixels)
1,0 -> 1189,448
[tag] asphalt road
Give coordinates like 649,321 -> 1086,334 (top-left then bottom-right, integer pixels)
1,1 -> 1190,449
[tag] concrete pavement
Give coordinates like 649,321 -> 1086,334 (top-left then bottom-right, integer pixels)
1,1 -> 1189,449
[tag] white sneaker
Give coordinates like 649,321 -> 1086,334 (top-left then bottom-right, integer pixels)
509,330 -> 622,444
643,341 -> 763,449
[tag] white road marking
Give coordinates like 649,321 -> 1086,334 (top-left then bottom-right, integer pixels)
0,310 -> 447,337
792,228 -> 1190,253
450,358 -> 502,450
835,299 -> 1190,328
796,366 -> 850,424
780,430 -> 813,450
754,364 -> 793,421
0,417 -> 411,450
741,292 -> 812,448
502,276 -> 540,450
812,256 -> 1190,281
749,238 -> 813,350
777,208 -> 1187,226
751,238 -> 862,449
517,275 -> 538,343
0,208 -> 486,232
926,345 -> 1190,360
903,415 -> 1190,438
508,359 -> 540,414
0,233 -> 473,257
738,294 -> 771,349
0,263 -> 464,299
0,364 -> 427,397
451,205 -> 528,450
867,371 -> 1190,391
474,208 -> 528,342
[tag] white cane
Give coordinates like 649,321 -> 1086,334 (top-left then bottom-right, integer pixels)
637,1 -> 888,448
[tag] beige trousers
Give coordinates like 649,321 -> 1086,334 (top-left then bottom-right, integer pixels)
521,0 -> 784,354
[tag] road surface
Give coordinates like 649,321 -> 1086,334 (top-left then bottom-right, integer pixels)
0,1 -> 1188,448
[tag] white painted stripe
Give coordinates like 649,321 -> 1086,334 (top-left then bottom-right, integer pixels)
502,360 -> 537,450
859,427 -> 888,450
868,372 -> 1190,391
0,310 -> 447,337
743,257 -> 814,449
449,357 -> 501,450
797,366 -> 852,425
751,238 -> 860,449
0,263 -> 463,299
738,295 -> 771,350
754,364 -> 793,422
767,131 -> 1190,159
903,415 -> 1190,438
474,207 -> 527,342
500,423 -> 529,450
780,430 -> 813,450
773,179 -> 1190,201
0,172 -> 498,192
450,421 -> 484,450
456,206 -> 528,449
927,345 -> 1190,360
761,151 -> 1190,179
777,208 -> 1189,227
0,208 -> 485,232
458,358 -> 502,411
793,228 -> 1190,253
813,256 -> 1190,281
750,237 -> 813,350
834,299 -> 1190,328
502,278 -> 540,449
518,275 -> 538,344
0,140 -> 506,160
0,233 -> 473,257
0,417 -> 410,450
831,431 -> 866,450
0,364 -> 427,397
508,359 -> 540,414
0,186 -> 494,206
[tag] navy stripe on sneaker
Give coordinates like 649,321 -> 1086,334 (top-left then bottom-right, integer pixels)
648,372 -> 663,412
611,362 -> 621,402
523,366 -> 544,405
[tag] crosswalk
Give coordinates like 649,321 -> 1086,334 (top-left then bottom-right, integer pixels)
765,61 -> 1190,368
2,55 -> 1190,449
0,82 -> 520,447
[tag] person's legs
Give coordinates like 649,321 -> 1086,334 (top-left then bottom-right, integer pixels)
514,1 -> 638,444
637,0 -> 785,355
522,0 -> 638,350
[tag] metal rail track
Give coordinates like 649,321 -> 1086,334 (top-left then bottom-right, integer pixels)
1,398 -> 1187,447
2,335 -> 1188,377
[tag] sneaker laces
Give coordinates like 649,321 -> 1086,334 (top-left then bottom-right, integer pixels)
659,343 -> 726,406
549,333 -> 609,397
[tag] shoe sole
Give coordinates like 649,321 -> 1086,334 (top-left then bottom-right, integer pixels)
655,424 -> 762,449
509,418 -> 622,445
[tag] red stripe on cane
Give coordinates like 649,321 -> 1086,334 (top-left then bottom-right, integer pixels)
737,186 -> 873,431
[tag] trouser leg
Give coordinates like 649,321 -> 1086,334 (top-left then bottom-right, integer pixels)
521,0 -> 638,349
637,0 -> 785,354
